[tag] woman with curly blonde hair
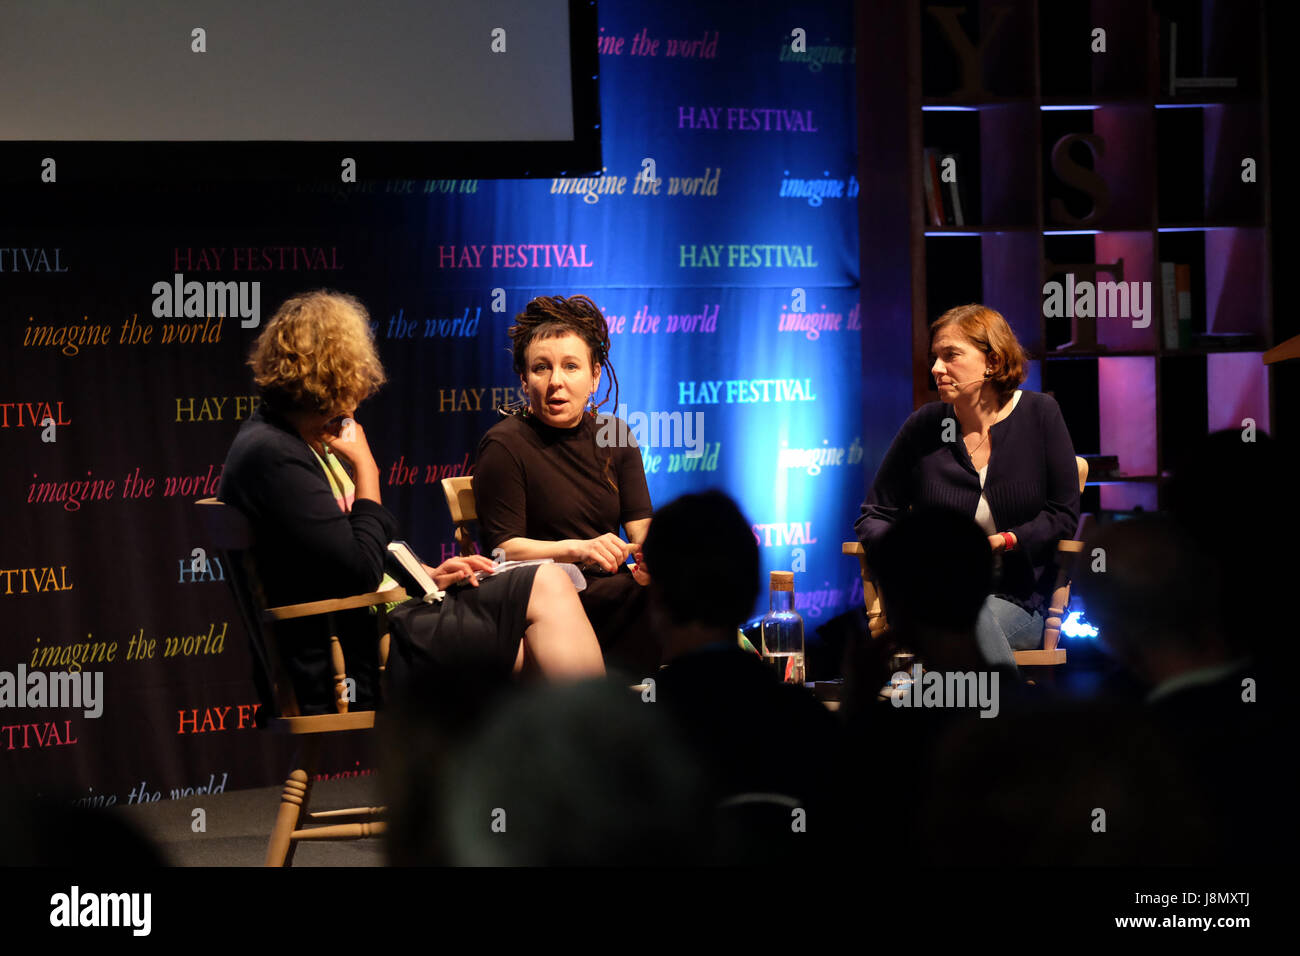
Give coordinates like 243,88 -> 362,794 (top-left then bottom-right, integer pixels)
220,290 -> 603,714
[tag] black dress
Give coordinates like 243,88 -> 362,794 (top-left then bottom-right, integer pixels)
220,403 -> 537,714
474,411 -> 660,676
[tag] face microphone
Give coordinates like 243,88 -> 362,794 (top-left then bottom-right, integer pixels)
942,376 -> 986,389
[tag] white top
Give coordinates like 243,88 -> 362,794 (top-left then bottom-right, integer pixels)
975,465 -> 995,533
973,390 -> 1022,535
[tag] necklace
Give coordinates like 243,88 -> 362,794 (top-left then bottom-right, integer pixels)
964,393 -> 1013,459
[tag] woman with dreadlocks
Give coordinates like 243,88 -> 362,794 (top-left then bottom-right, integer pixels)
473,295 -> 660,677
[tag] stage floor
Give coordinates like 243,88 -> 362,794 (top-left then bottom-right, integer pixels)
111,775 -> 387,867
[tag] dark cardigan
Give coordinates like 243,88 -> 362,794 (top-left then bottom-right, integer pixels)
854,390 -> 1081,608
220,404 -> 397,608
219,403 -> 399,712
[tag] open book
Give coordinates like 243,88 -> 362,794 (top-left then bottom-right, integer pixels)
481,559 -> 586,592
386,542 -> 587,604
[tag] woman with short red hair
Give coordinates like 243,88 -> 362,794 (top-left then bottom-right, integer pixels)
854,304 -> 1081,669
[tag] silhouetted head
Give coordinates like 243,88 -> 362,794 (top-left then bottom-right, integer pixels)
642,490 -> 760,634
1166,428 -> 1286,665
1076,515 -> 1230,687
869,507 -> 992,638
919,705 -> 1220,864
439,680 -> 712,865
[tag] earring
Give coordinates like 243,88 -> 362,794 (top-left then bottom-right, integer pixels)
588,394 -> 598,414
984,368 -> 992,377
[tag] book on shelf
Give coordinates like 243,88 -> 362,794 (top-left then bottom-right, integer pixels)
1173,77 -> 1238,89
1190,331 -> 1262,350
1160,261 -> 1179,349
1159,261 -> 1195,349
944,152 -> 965,226
1164,19 -> 1175,96
922,147 -> 945,227
1175,263 -> 1192,349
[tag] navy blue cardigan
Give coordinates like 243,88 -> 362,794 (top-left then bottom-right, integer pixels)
220,404 -> 398,607
219,404 -> 400,713
854,390 -> 1080,608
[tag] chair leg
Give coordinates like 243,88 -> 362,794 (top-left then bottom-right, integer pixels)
1021,663 -> 1059,689
329,633 -> 349,714
857,555 -> 889,638
266,737 -> 320,867
378,628 -> 391,681
1043,610 -> 1063,652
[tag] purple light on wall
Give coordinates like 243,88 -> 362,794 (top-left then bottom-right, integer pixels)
1204,229 -> 1265,334
1097,356 -> 1157,476
1094,232 -> 1158,352
1094,106 -> 1153,228
1207,352 -> 1270,434
1099,482 -> 1159,512
983,231 -> 1041,354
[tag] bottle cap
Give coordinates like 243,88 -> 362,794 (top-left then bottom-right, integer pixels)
770,570 -> 794,591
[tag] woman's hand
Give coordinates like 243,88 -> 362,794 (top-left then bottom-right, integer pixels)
631,549 -> 651,586
988,534 -> 1006,552
423,554 -> 497,589
564,533 -> 635,573
322,416 -> 378,476
317,415 -> 382,505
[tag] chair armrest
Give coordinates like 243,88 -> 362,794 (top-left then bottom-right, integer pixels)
263,587 -> 409,622
842,541 -> 888,637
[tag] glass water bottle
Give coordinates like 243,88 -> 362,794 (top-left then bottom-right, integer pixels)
761,570 -> 805,684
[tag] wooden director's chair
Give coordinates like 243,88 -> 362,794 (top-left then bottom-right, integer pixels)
440,475 -> 480,557
842,457 -> 1091,669
196,498 -> 407,866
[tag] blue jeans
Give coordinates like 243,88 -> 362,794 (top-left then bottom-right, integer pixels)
975,596 -> 1043,671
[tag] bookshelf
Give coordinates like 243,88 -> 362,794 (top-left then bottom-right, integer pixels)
905,0 -> 1272,514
